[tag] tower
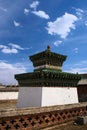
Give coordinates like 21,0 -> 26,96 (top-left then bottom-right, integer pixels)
30,45 -> 66,72
15,46 -> 81,108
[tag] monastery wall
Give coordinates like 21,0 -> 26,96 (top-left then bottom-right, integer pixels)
0,88 -> 18,100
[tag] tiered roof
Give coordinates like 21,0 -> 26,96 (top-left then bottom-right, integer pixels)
30,46 -> 67,72
15,46 -> 81,87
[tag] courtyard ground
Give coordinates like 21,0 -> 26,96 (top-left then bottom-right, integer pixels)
42,121 -> 87,130
0,100 -> 17,110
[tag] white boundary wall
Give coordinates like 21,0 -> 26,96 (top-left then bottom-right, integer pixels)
0,92 -> 18,100
17,87 -> 78,108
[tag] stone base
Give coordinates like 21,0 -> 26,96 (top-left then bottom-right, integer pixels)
17,87 -> 78,108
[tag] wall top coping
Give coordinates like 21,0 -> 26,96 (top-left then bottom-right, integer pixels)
0,102 -> 87,118
0,88 -> 19,92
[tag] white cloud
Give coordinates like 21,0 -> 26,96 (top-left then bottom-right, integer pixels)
32,10 -> 50,19
54,40 -> 62,46
73,7 -> 87,27
0,43 -> 25,54
75,8 -> 84,13
66,67 -> 87,74
24,8 -> 29,15
0,61 -> 26,85
74,60 -> 87,67
73,48 -> 78,53
64,60 -> 87,74
9,43 -> 24,50
30,1 -> 39,10
0,6 -> 7,12
0,45 -> 17,54
73,7 -> 84,19
1,47 -> 18,54
46,13 -> 78,39
73,7 -> 84,15
85,21 -> 87,26
30,1 -> 50,19
13,20 -> 20,27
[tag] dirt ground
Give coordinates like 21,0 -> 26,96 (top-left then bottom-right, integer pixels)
59,124 -> 87,130
42,122 -> 87,130
0,100 -> 17,110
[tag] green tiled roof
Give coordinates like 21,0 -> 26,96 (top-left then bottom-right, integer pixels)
15,70 -> 81,87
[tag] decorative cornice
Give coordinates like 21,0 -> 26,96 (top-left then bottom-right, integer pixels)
15,71 -> 81,87
34,64 -> 62,70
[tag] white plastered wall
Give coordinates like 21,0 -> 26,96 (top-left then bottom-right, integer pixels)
17,87 -> 42,108
42,87 -> 78,106
17,87 -> 78,108
0,92 -> 18,100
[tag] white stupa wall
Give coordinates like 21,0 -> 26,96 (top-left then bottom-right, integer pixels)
17,87 -> 78,108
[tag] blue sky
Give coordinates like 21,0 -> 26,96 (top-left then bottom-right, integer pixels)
0,0 -> 87,85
